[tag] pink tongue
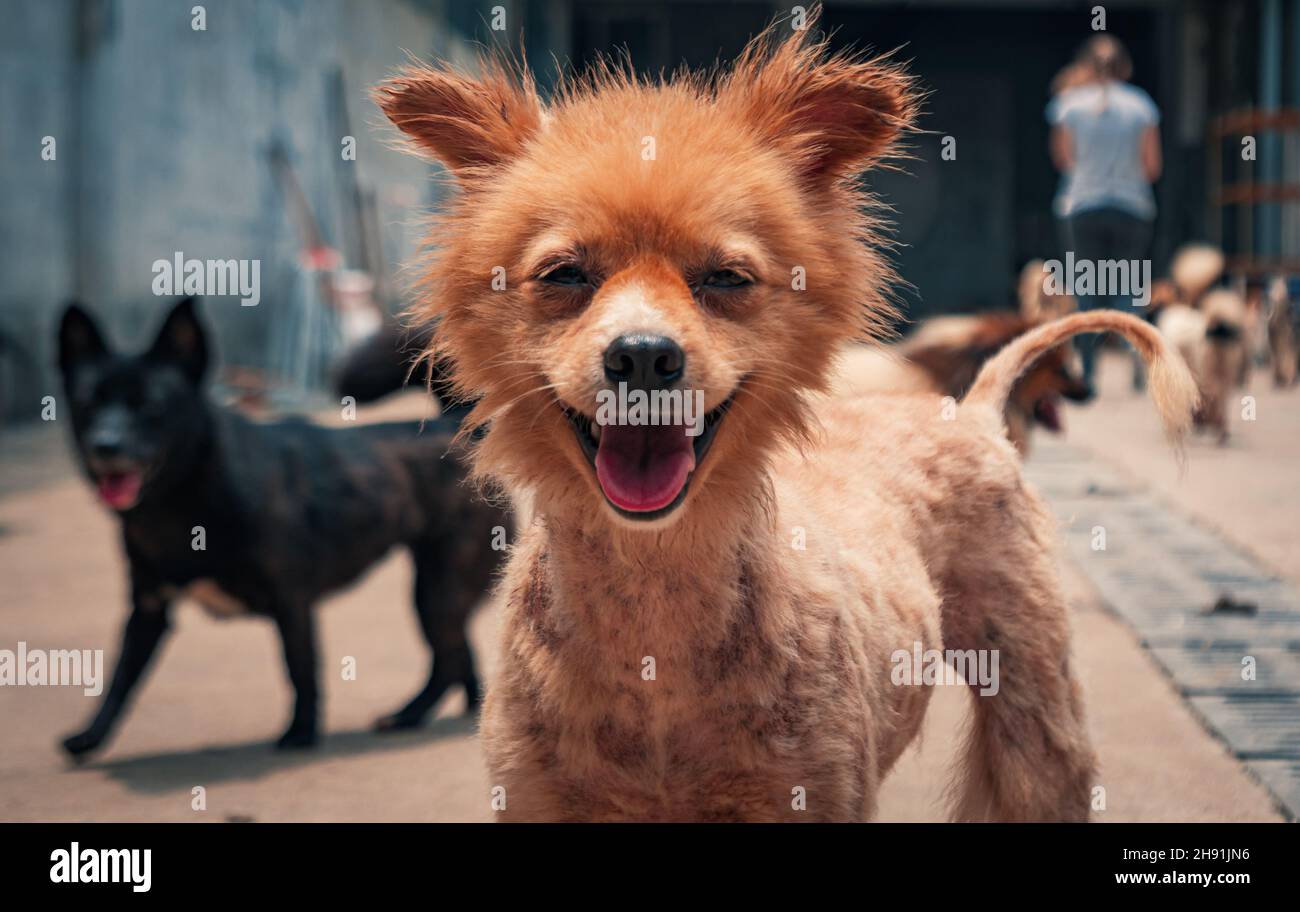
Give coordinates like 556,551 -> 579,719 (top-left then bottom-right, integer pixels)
594,423 -> 696,512
97,472 -> 142,510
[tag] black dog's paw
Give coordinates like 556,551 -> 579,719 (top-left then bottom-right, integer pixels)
61,730 -> 103,760
372,712 -> 424,733
274,727 -> 318,750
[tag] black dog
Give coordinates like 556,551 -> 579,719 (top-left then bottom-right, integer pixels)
57,297 -> 506,756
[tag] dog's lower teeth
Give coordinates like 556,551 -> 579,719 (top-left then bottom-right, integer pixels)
591,421 -> 601,441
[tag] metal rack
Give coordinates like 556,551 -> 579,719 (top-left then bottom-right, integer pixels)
1208,107 -> 1300,277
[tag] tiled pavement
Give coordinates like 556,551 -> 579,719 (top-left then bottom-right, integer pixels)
1026,438 -> 1300,820
1,408 -> 1293,820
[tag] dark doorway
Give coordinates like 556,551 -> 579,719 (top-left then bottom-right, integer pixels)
827,5 -> 1159,318
567,4 -> 1160,321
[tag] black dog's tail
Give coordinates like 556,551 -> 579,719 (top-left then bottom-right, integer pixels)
333,320 -> 429,403
332,320 -> 474,421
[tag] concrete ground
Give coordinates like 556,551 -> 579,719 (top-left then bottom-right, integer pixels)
1062,351 -> 1300,583
0,359 -> 1292,822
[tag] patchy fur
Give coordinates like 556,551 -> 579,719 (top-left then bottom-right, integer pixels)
377,9 -> 1195,821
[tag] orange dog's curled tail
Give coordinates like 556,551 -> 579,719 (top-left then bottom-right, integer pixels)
964,310 -> 1200,452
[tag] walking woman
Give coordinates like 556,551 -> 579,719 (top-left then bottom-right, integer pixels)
1049,35 -> 1162,388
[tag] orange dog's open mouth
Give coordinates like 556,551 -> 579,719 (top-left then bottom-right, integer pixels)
562,397 -> 733,520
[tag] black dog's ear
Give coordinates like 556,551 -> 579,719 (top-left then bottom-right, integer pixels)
148,296 -> 208,384
58,303 -> 108,376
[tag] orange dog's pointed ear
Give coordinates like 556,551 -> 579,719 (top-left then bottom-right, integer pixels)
725,14 -> 918,186
373,58 -> 542,177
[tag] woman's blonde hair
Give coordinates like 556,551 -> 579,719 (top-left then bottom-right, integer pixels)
1051,61 -> 1098,94
1076,34 -> 1133,82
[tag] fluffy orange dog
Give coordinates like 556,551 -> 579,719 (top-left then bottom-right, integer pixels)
377,14 -> 1196,821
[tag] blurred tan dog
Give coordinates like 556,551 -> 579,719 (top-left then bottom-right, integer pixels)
1266,276 -> 1298,387
834,312 -> 1092,456
1019,259 -> 1078,323
1154,245 -> 1247,444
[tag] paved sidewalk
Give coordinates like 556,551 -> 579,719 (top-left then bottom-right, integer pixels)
1023,352 -> 1300,821
0,379 -> 1290,821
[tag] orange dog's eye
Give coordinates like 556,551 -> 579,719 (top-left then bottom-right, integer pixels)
702,269 -> 752,289
540,265 -> 590,286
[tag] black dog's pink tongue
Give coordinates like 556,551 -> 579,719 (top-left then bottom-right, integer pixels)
96,471 -> 142,510
594,423 -> 695,512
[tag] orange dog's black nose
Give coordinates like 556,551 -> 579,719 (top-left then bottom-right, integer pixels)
603,335 -> 684,390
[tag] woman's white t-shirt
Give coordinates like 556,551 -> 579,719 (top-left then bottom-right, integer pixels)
1047,81 -> 1160,220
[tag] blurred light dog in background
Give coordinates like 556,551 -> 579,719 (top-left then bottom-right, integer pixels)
834,312 -> 1093,456
1265,276 -> 1298,388
1153,244 -> 1247,444
377,10 -> 1196,821
57,298 -> 504,757
1019,259 -> 1078,324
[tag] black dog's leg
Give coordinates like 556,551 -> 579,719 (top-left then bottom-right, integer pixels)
274,604 -> 319,749
374,551 -> 479,731
61,594 -> 171,759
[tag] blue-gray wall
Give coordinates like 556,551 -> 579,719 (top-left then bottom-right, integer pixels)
0,0 -> 497,421
1,0 -> 1266,423
0,0 -> 80,420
